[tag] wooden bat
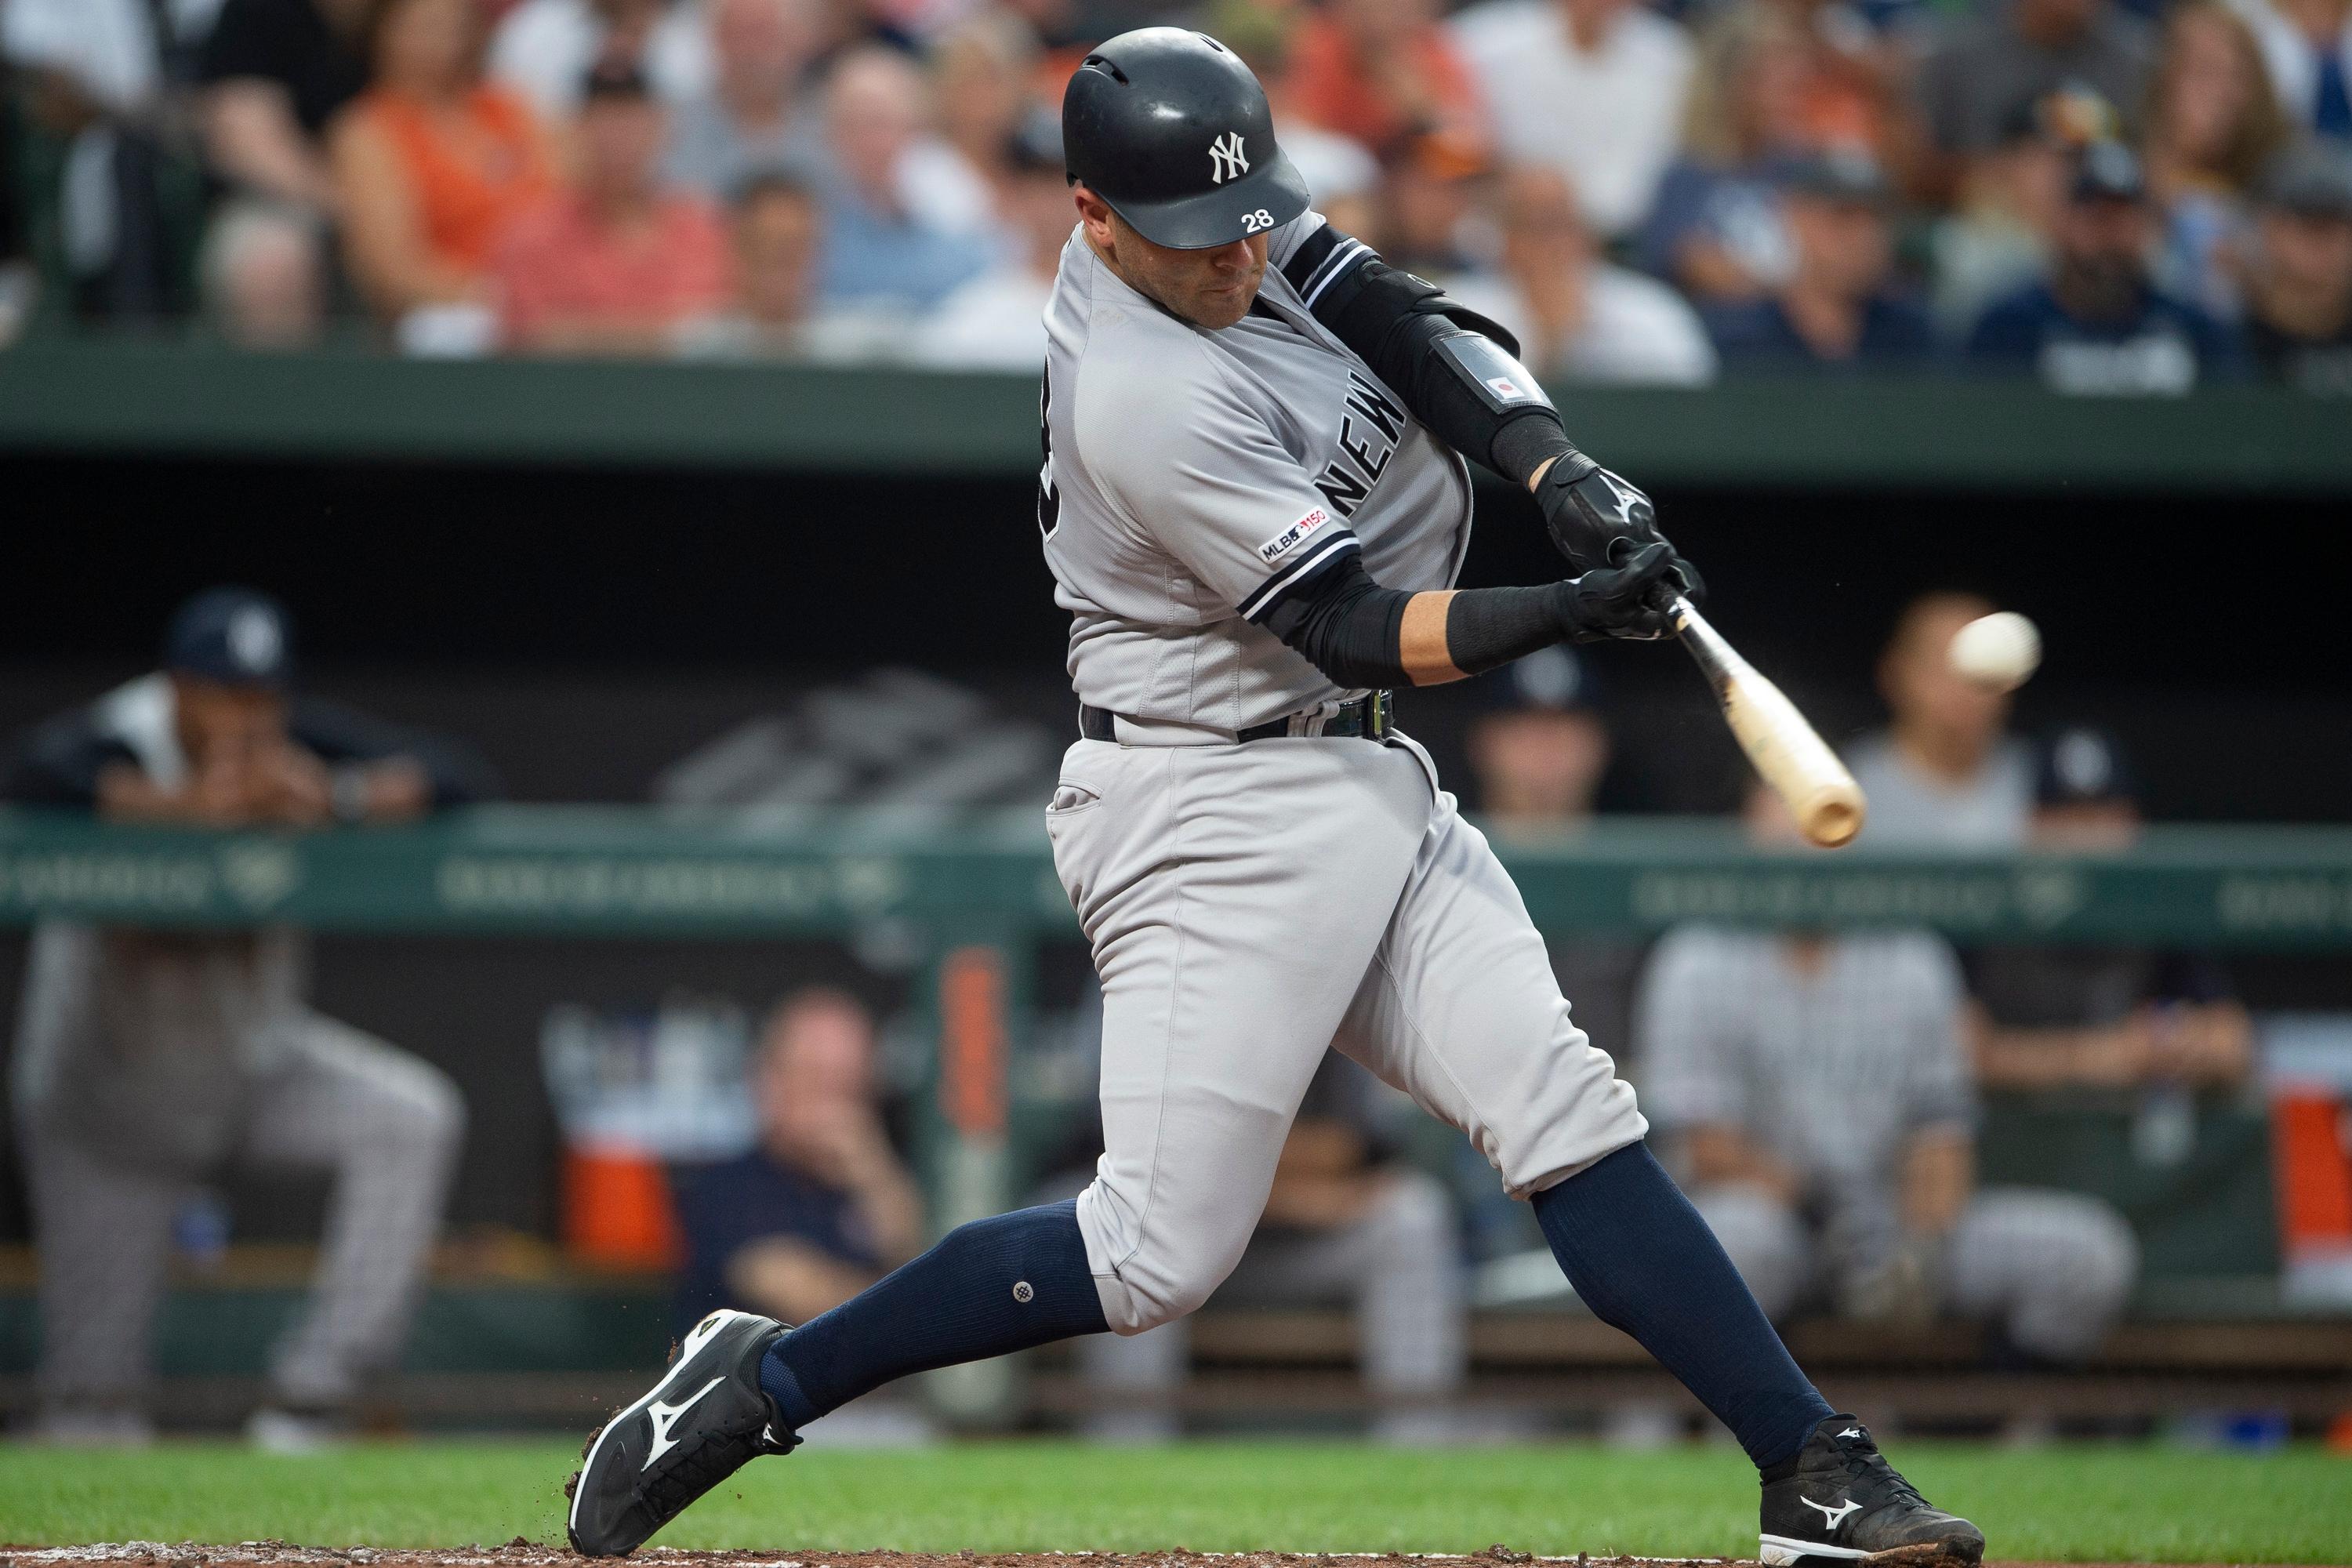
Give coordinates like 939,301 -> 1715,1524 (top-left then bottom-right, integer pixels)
1665,594 -> 1865,848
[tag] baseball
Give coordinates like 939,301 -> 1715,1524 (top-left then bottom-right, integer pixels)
1948,611 -> 2042,691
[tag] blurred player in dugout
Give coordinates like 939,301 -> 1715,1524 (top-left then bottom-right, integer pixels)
1635,780 -> 2142,1367
3,588 -> 495,1446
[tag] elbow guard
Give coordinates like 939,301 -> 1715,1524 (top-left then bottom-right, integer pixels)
1282,227 -> 1577,485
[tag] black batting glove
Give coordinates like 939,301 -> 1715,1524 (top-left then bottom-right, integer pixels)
1551,540 -> 1683,643
1536,456 -> 1704,603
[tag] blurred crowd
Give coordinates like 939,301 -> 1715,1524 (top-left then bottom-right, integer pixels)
1,0 -> 2350,387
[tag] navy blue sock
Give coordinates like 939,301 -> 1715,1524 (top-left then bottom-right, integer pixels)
757,1199 -> 1108,1429
1533,1142 -> 1833,1470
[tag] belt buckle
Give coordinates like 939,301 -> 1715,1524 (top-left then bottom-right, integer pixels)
1367,690 -> 1391,740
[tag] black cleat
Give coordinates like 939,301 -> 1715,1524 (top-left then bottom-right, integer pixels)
1760,1415 -> 1985,1568
564,1308 -> 798,1556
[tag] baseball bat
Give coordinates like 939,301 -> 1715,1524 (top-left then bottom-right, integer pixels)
1665,593 -> 1866,848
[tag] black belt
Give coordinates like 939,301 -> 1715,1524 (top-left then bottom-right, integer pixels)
1080,691 -> 1395,745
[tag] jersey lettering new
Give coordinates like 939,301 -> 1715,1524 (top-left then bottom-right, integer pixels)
1037,213 -> 1472,735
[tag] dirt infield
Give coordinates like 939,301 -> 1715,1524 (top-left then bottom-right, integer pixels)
0,1552 -> 1733,1568
0,1546 -> 2244,1568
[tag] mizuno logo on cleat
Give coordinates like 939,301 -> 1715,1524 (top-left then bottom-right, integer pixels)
1838,1427 -> 1864,1439
1802,1497 -> 1862,1530
642,1376 -> 725,1470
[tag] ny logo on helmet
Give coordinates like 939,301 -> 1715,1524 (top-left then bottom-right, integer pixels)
1208,132 -> 1249,184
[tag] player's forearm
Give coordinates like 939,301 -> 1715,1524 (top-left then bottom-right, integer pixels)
1264,563 -> 1584,691
1262,546 -> 1680,690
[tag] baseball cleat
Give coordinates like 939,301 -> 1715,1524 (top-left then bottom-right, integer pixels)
1759,1415 -> 1985,1568
565,1308 -> 797,1556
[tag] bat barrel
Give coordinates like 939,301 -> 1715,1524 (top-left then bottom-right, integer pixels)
1667,597 -> 1866,849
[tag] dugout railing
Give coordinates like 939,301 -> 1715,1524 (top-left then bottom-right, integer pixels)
2,806 -> 2347,1429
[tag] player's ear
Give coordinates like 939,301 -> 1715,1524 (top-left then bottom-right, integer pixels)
1071,182 -> 1117,247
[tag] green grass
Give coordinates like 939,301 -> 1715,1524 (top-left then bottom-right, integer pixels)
2,1440 -> 2347,1563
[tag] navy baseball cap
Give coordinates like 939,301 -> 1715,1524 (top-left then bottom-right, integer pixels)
162,587 -> 293,688
1472,646 -> 1605,718
2035,727 -> 2138,808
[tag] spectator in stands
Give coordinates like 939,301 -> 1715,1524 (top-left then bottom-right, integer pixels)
1287,0 -> 1486,168
195,0 -> 371,346
914,116 -> 1070,370
2,0 -> 212,321
1637,781 -> 2140,1366
1445,165 -> 1717,385
201,0 -> 371,209
663,0 -> 822,200
675,169 -> 892,358
2143,0 -> 2292,318
2229,0 -> 2351,142
1376,141 -> 1494,275
1450,0 -> 1696,239
1704,150 -> 1935,373
2242,139 -> 2352,387
330,0 -> 557,343
200,200 -> 327,346
1965,140 -> 2242,393
672,989 -> 923,1332
1917,0 -> 2155,164
811,45 -> 999,309
489,0 -> 711,118
1061,1054 -> 1468,1443
1846,591 -> 2034,848
1968,728 -> 2253,1094
1639,2 -> 1881,307
931,9 -> 1044,191
1639,7 -> 1801,307
494,61 -> 732,354
1929,89 -> 2098,336
4,588 -> 487,1447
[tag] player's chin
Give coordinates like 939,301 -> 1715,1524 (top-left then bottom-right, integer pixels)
1187,281 -> 1259,330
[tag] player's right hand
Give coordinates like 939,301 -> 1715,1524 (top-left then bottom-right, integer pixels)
1553,540 -> 1684,643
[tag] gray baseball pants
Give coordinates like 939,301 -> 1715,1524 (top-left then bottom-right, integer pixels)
21,1011 -> 465,1412
1047,729 -> 1647,1336
1692,1182 -> 2140,1359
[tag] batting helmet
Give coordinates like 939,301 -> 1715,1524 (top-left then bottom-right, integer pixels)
1062,28 -> 1311,250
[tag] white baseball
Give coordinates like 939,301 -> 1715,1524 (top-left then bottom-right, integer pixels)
1948,611 -> 2042,691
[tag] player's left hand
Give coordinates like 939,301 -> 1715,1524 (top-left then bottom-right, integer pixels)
1555,539 -> 1682,642
1536,459 -> 1703,602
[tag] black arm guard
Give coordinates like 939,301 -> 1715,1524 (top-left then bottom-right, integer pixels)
1256,550 -> 1417,691
1259,552 -> 1570,687
1280,224 -> 1582,487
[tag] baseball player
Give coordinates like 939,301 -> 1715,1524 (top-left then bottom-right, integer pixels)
6,588 -> 485,1445
568,31 -> 1984,1568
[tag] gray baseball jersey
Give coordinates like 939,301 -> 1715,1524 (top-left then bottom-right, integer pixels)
1039,214 -> 1473,734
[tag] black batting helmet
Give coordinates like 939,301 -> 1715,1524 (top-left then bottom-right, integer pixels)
1062,27 -> 1310,250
